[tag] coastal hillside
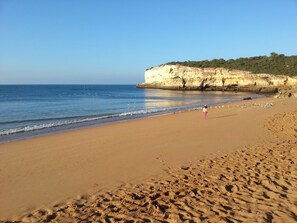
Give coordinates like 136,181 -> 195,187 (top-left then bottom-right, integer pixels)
138,54 -> 297,95
165,53 -> 297,77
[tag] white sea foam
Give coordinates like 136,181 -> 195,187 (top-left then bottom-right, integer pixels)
0,85 -> 259,141
0,107 -> 175,136
0,96 -> 258,137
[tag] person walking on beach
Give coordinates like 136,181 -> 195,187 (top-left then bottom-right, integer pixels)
202,105 -> 208,120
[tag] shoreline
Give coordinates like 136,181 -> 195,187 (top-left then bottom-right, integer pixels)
0,92 -> 260,144
0,97 -> 296,221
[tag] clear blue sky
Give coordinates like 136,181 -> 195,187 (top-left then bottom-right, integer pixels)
0,0 -> 297,84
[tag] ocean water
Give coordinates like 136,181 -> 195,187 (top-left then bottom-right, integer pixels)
0,85 -> 257,143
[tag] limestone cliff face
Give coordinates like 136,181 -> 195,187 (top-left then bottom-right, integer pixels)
137,65 -> 297,93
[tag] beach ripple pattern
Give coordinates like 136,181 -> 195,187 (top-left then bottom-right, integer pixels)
3,111 -> 297,223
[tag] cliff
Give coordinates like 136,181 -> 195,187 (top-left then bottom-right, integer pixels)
137,65 -> 297,94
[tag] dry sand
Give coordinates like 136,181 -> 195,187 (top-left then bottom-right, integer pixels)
0,97 -> 296,222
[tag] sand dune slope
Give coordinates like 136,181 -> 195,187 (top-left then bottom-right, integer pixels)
7,110 -> 297,223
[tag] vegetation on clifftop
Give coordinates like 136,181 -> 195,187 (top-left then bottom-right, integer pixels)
164,53 -> 297,77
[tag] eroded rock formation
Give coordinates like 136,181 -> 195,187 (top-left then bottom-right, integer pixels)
137,65 -> 297,94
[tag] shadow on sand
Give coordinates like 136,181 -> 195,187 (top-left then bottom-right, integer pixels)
208,114 -> 237,119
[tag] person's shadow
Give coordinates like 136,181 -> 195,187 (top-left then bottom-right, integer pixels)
208,114 -> 237,119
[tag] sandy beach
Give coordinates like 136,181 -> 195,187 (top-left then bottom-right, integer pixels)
0,97 -> 297,222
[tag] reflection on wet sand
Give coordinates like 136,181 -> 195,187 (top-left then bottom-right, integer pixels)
142,88 -> 252,110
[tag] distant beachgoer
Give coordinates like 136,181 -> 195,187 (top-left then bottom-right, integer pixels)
202,105 -> 208,120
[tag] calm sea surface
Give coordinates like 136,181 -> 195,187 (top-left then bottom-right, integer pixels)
0,85 -> 258,143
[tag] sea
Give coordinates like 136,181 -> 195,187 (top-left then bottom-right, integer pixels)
0,85 -> 259,143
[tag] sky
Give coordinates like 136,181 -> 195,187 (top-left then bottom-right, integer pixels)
0,0 -> 297,84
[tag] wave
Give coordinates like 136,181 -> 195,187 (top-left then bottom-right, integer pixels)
0,95 -> 258,137
0,106 -> 182,136
0,114 -> 113,125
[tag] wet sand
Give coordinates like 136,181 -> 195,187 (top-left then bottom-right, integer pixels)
0,97 -> 296,222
